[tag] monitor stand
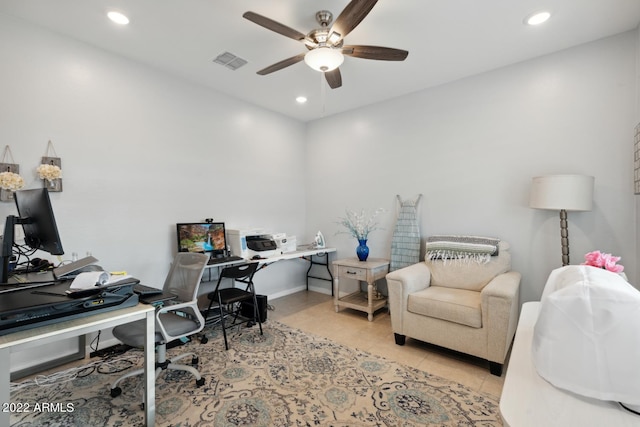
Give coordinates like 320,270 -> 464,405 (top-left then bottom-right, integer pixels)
1,215 -> 32,284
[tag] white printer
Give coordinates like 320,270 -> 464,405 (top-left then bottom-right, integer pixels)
227,229 -> 277,259
228,229 -> 296,259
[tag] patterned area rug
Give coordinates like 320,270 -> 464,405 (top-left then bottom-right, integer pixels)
11,321 -> 501,426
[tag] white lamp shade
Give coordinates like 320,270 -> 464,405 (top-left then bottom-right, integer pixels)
304,47 -> 344,72
529,174 -> 594,211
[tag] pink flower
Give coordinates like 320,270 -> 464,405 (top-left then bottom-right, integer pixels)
583,251 -> 604,268
582,250 -> 624,273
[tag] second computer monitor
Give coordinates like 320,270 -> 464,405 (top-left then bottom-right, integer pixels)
176,222 -> 226,256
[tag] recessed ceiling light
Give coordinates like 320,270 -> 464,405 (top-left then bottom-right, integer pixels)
525,11 -> 551,26
107,11 -> 130,25
296,96 -> 307,104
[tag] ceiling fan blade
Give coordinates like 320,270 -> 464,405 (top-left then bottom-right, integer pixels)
256,53 -> 306,75
243,11 -> 306,41
325,68 -> 342,89
330,0 -> 378,40
342,45 -> 409,61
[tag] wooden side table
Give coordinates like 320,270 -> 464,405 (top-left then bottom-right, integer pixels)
332,257 -> 389,321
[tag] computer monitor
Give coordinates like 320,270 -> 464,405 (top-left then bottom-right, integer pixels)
1,188 -> 64,283
15,188 -> 64,255
176,222 -> 226,256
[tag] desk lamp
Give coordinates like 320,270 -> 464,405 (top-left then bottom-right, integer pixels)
529,174 -> 594,266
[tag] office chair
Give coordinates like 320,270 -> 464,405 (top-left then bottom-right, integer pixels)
204,262 -> 262,350
109,252 -> 209,405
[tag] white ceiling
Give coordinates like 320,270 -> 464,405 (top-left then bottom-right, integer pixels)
2,1 -> 640,122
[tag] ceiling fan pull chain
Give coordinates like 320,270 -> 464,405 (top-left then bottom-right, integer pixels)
321,72 -> 326,116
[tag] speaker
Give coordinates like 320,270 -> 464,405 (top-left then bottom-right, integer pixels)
240,295 -> 267,323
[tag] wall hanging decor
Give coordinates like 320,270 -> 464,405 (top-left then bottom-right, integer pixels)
37,140 -> 63,192
0,145 -> 24,202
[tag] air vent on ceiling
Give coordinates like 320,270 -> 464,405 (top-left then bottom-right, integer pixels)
213,52 -> 248,71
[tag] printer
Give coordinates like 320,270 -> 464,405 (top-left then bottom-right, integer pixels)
228,229 -> 277,259
227,229 -> 296,259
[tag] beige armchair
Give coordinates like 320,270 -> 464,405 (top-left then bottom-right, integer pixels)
386,240 -> 520,376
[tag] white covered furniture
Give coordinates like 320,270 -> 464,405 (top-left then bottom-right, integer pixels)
386,240 -> 520,375
500,265 -> 640,425
501,302 -> 640,426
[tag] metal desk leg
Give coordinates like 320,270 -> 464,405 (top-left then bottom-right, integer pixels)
305,252 -> 334,295
0,347 -> 9,427
144,309 -> 155,426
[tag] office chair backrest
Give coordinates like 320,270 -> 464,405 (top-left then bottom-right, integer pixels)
164,252 -> 209,302
220,262 -> 259,281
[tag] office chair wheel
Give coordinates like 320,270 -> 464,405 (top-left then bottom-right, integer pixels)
196,377 -> 205,387
191,356 -> 199,365
110,387 -> 122,398
200,335 -> 208,344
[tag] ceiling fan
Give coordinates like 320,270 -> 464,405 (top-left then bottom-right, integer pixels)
243,0 -> 408,89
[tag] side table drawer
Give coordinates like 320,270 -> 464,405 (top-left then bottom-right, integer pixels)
338,265 -> 367,281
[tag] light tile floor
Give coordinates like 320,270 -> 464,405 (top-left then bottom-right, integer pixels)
269,290 -> 507,400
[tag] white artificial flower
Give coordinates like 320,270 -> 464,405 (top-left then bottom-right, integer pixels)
336,208 -> 385,240
0,171 -> 25,191
37,164 -> 62,181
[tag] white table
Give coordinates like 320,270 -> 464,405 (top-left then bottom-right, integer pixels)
500,302 -> 640,426
0,304 -> 156,426
203,247 -> 336,293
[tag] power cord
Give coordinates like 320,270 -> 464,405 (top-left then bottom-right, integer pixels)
10,353 -> 139,393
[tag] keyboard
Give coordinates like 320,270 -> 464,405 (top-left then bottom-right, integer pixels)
133,284 -> 162,296
207,255 -> 244,265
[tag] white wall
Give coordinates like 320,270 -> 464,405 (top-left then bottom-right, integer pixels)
0,14 -> 310,296
306,31 -> 638,303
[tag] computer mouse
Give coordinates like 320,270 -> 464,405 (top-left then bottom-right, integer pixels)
251,255 -> 262,260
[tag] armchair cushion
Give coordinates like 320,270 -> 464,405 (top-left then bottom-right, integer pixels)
408,287 -> 482,328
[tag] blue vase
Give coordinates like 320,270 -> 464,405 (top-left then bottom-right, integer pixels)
356,239 -> 369,261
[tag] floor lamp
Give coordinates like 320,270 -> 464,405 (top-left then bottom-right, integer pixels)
529,175 -> 594,266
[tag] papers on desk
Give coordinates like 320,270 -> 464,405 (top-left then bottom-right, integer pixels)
69,271 -> 137,290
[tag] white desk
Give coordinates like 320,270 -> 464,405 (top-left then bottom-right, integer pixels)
203,247 -> 336,293
0,304 -> 156,427
500,302 -> 639,426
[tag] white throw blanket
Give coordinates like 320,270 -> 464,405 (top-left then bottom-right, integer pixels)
425,235 -> 499,264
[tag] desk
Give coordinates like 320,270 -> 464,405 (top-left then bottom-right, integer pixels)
0,304 -> 156,427
333,258 -> 389,321
500,302 -> 639,426
203,247 -> 336,294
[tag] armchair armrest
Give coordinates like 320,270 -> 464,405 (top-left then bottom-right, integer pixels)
155,300 -> 205,343
386,262 -> 432,333
481,271 -> 521,363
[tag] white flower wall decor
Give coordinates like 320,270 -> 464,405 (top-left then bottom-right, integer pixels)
39,140 -> 63,192
0,145 -> 23,202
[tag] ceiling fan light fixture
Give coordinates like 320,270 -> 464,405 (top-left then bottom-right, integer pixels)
304,47 -> 344,72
